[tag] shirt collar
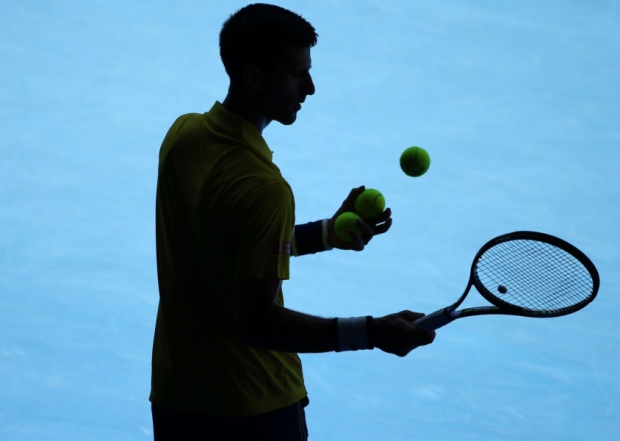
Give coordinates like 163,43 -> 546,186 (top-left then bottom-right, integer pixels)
207,101 -> 273,162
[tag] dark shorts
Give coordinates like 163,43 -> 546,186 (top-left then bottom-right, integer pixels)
151,397 -> 309,441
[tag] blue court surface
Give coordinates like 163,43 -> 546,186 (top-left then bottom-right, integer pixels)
1,1 -> 619,440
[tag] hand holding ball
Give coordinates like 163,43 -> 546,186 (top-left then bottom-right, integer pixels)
400,146 -> 430,177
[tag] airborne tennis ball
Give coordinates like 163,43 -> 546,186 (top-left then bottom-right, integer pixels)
334,212 -> 362,243
354,188 -> 385,219
400,146 -> 430,177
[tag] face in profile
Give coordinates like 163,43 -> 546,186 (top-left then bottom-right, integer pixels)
256,47 -> 316,126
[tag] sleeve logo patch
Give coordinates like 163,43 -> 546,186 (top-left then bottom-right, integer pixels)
274,241 -> 291,255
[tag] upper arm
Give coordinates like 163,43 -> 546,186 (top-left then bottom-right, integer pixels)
230,179 -> 294,281
229,179 -> 293,341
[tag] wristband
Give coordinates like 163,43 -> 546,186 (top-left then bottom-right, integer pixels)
336,316 -> 373,351
321,219 -> 333,251
291,219 -> 333,256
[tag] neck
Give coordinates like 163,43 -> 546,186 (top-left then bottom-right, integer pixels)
221,88 -> 270,134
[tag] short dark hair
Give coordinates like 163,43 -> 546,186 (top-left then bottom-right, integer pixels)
219,3 -> 318,80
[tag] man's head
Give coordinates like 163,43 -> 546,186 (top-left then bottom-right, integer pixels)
219,4 -> 318,127
219,3 -> 318,82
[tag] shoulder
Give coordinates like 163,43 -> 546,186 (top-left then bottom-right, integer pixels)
167,113 -> 206,142
159,113 -> 206,160
238,176 -> 293,208
254,178 -> 293,201
225,175 -> 293,224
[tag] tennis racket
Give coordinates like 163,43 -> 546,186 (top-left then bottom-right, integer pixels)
413,231 -> 599,331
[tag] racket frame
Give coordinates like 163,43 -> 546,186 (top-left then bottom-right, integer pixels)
413,231 -> 600,331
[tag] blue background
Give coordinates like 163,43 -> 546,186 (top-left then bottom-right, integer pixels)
1,1 -> 619,439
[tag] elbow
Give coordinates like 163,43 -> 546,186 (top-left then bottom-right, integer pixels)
236,308 -> 271,348
236,304 -> 288,350
234,278 -> 283,349
237,319 -> 259,347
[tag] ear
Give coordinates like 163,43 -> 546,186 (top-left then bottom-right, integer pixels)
242,65 -> 264,92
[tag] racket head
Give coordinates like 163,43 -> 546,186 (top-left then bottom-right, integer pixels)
471,231 -> 599,318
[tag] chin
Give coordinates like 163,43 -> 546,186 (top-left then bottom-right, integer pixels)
276,112 -> 298,125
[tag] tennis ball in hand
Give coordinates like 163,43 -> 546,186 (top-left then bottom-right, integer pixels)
400,146 -> 430,177
354,188 -> 385,219
334,212 -> 362,243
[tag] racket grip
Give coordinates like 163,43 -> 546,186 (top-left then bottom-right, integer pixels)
412,308 -> 453,331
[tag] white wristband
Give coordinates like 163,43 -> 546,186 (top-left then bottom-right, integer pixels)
321,219 -> 333,251
337,316 -> 371,351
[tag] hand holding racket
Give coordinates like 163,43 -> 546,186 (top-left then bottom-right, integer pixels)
413,231 -> 599,331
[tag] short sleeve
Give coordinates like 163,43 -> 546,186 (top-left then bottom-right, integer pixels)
232,179 -> 294,281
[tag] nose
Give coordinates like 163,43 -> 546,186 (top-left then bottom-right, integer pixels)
305,72 -> 315,96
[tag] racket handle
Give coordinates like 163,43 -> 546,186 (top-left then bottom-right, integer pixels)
412,308 -> 454,331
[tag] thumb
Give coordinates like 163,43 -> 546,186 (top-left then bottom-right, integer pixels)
334,185 -> 365,217
398,310 -> 426,323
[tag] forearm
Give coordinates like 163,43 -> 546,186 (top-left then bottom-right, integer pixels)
235,279 -> 372,353
239,303 -> 340,353
291,220 -> 332,256
240,304 -> 436,357
235,279 -> 434,356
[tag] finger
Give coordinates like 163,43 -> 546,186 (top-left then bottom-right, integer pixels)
372,217 -> 392,236
344,185 -> 365,204
399,310 -> 426,322
347,227 -> 366,251
425,330 -> 437,343
333,186 -> 366,219
369,207 -> 392,224
414,330 -> 437,346
349,185 -> 366,198
355,219 -> 375,245
365,208 -> 393,234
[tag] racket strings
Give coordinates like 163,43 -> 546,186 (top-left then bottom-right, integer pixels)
476,239 -> 594,314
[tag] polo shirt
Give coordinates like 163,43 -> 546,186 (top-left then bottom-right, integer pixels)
150,102 -> 307,417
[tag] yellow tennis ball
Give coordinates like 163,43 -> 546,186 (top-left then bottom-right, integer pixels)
334,212 -> 362,242
354,188 -> 385,219
400,146 -> 430,177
